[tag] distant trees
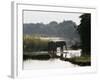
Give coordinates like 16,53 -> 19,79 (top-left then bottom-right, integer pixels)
77,14 -> 91,54
23,20 -> 80,43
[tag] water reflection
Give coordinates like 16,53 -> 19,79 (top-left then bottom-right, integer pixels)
23,58 -> 79,70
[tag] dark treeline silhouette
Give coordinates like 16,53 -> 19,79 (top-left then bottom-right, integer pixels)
77,13 -> 91,55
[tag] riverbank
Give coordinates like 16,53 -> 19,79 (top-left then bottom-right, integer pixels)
23,52 -> 91,66
23,54 -> 51,60
63,55 -> 91,66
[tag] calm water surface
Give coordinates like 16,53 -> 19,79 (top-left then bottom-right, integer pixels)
23,58 -> 79,70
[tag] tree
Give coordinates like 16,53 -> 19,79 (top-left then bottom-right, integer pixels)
77,14 -> 91,54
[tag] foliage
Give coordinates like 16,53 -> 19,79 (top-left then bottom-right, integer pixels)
23,35 -> 49,52
77,14 -> 91,54
65,55 -> 91,66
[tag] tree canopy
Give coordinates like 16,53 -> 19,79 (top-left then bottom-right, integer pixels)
77,13 -> 91,54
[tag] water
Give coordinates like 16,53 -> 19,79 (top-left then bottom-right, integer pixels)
23,58 -> 79,70
23,49 -> 81,70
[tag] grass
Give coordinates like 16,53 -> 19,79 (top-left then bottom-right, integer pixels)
23,35 -> 49,52
64,55 -> 91,66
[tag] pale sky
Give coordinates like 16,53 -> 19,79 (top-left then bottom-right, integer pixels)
23,10 -> 83,25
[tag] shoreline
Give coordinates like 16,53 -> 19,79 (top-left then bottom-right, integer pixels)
23,54 -> 91,66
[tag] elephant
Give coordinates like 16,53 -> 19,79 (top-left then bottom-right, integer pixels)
48,41 -> 67,57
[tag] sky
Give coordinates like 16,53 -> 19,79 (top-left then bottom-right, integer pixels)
23,10 -> 83,25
